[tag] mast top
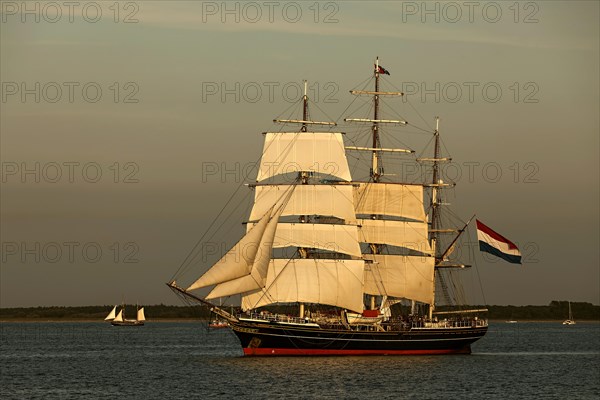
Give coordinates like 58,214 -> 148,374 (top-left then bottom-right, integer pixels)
273,79 -> 337,129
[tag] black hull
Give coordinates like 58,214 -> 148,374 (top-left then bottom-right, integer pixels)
228,320 -> 487,356
111,321 -> 144,326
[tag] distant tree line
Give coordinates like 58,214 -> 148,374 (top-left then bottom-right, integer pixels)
482,301 -> 599,320
0,301 -> 598,321
0,304 -> 211,320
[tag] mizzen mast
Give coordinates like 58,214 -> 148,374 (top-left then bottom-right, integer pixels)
423,117 -> 474,318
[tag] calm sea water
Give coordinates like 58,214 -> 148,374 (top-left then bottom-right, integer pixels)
1,321 -> 598,399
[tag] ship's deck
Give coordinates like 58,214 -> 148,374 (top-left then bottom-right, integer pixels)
236,312 -> 488,332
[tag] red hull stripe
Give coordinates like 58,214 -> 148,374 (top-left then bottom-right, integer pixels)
243,348 -> 470,356
476,219 -> 518,250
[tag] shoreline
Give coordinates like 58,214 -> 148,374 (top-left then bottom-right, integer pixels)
1,319 -> 598,323
0,319 -> 209,323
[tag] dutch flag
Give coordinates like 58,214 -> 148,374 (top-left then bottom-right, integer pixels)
375,65 -> 390,75
476,219 -> 522,264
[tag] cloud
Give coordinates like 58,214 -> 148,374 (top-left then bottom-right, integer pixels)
137,1 -> 597,51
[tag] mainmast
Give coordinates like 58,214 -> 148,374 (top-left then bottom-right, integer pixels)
344,58 -> 410,160
429,117 -> 441,319
369,59 -> 381,310
345,58 -> 413,311
299,80 -> 309,318
372,58 -> 381,182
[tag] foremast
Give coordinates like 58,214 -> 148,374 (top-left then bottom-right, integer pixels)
250,81 -> 366,315
175,79 -> 366,317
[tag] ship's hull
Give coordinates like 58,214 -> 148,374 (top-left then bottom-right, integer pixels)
229,320 -> 487,356
111,320 -> 144,326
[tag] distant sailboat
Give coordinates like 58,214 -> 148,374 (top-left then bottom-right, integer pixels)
562,302 -> 575,325
105,304 -> 145,326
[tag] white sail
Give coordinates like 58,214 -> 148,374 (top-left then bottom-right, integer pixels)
380,296 -> 403,319
137,307 -> 145,322
354,183 -> 427,222
113,310 -> 124,322
569,302 -> 573,320
206,206 -> 284,299
257,132 -> 352,182
363,254 -> 435,305
249,184 -> 356,223
186,207 -> 273,291
242,259 -> 365,313
104,305 -> 117,321
357,219 -> 431,254
246,222 -> 362,257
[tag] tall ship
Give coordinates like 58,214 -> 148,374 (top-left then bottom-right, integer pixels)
168,59 -> 510,356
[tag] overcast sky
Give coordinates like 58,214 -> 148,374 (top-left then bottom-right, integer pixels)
1,1 -> 598,307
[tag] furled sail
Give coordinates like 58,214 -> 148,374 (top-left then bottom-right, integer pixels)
113,310 -> 124,322
354,183 -> 426,222
241,259 -> 365,313
249,184 -> 356,223
104,306 -> 117,320
186,207 -> 273,291
206,206 -> 284,299
246,222 -> 362,257
357,219 -> 431,255
363,254 -> 435,305
137,308 -> 145,322
257,132 -> 352,182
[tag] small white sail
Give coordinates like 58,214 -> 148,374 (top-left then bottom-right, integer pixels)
562,302 -> 576,325
137,307 -> 145,322
380,296 -> 403,320
113,310 -> 124,322
104,305 -> 117,321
